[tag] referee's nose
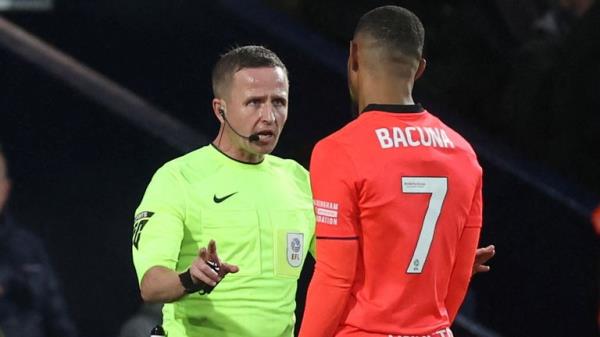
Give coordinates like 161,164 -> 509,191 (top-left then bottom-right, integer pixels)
258,103 -> 276,124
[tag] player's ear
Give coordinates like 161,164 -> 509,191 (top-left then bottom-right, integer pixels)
415,58 -> 426,80
349,40 -> 359,72
347,39 -> 360,92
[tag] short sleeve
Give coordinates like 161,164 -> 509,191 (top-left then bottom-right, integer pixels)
132,164 -> 186,284
310,139 -> 359,239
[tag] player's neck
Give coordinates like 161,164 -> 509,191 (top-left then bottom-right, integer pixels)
357,77 -> 415,113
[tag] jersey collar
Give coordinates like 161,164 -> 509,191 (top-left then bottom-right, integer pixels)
362,103 -> 424,114
210,143 -> 265,165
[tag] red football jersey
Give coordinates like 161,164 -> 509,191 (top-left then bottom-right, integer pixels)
300,104 -> 483,337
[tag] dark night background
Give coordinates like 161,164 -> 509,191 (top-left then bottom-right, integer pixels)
1,0 -> 599,336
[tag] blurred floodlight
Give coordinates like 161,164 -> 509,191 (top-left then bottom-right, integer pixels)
0,0 -> 52,11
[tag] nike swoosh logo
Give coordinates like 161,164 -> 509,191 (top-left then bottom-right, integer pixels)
213,192 -> 237,203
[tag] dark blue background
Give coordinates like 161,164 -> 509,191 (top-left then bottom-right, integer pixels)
1,1 -> 598,336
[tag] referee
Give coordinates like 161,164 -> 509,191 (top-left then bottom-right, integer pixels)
132,46 -> 315,337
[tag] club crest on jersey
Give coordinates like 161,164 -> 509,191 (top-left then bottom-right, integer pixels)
287,233 -> 303,267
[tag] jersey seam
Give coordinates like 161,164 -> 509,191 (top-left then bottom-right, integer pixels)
316,236 -> 359,240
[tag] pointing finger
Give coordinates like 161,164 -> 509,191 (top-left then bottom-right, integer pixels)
198,247 -> 208,261
220,262 -> 240,276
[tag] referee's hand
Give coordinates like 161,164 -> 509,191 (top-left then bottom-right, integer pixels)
473,245 -> 495,275
189,240 -> 239,287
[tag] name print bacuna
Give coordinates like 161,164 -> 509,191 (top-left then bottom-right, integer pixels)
374,126 -> 455,149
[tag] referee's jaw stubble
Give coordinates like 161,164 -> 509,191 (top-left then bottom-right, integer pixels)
219,121 -> 282,161
243,125 -> 284,156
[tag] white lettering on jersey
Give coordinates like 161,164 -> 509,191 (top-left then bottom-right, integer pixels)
374,127 -> 455,149
392,127 -> 407,147
428,127 -> 442,147
417,127 -> 431,146
441,129 -> 455,148
375,128 -> 393,148
405,127 -> 420,146
314,199 -> 339,225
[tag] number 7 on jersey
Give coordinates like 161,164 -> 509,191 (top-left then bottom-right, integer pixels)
402,177 -> 448,274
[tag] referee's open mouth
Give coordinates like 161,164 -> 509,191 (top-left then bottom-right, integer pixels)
255,130 -> 275,141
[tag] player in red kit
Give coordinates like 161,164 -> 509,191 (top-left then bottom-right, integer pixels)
299,6 -> 486,337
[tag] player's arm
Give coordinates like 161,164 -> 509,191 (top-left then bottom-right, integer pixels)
299,140 -> 359,337
445,174 -> 483,322
300,238 -> 359,337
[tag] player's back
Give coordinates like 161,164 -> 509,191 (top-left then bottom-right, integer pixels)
321,104 -> 482,334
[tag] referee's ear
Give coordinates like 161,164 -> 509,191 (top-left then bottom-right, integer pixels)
212,98 -> 225,124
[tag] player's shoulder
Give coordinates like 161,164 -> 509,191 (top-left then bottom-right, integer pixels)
309,120 -> 366,172
314,119 -> 362,152
434,117 -> 477,154
428,114 -> 481,170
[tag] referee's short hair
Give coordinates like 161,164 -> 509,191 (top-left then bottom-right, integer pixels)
212,45 -> 288,98
354,5 -> 425,60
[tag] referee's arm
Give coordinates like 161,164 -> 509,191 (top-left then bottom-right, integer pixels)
140,241 -> 239,303
140,266 -> 188,303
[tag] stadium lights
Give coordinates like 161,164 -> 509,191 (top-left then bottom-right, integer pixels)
0,0 -> 52,11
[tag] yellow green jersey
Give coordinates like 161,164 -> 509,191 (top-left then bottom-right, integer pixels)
132,144 -> 315,337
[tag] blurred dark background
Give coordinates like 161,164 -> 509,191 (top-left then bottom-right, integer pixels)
0,0 -> 599,336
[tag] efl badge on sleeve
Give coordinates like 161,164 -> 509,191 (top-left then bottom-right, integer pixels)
287,233 -> 304,267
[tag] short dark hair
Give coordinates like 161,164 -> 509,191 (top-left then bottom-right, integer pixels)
211,45 -> 288,98
354,6 -> 425,59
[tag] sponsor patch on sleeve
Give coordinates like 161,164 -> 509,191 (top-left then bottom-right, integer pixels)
132,211 -> 155,249
313,199 -> 339,225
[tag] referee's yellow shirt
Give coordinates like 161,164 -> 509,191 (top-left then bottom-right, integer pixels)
132,144 -> 315,337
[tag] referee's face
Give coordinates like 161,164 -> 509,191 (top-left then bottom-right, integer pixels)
0,155 -> 10,213
224,66 -> 289,159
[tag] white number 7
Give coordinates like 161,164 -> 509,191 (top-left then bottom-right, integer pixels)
402,177 -> 448,274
